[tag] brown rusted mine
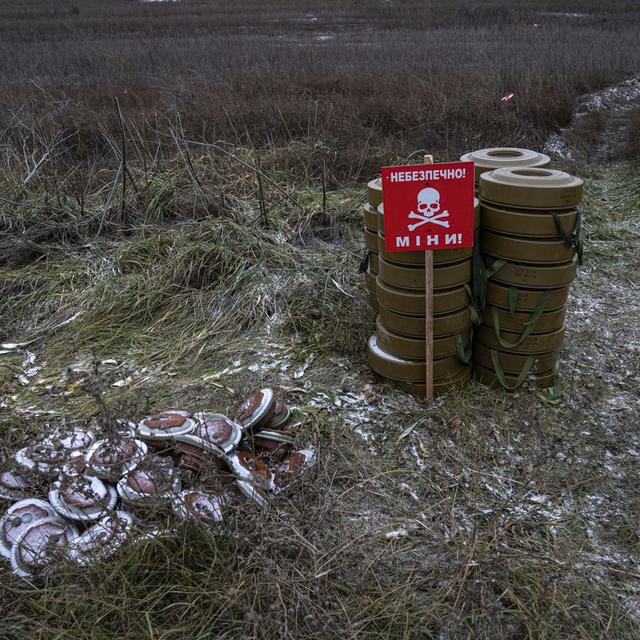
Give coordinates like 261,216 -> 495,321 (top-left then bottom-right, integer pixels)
176,442 -> 205,475
253,437 -> 293,456
256,404 -> 277,430
235,451 -> 272,482
236,391 -> 264,423
93,440 -> 136,465
59,476 -> 97,509
378,305 -> 470,338
192,418 -> 234,445
143,413 -> 186,430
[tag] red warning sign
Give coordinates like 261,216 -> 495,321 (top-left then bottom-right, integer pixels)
380,161 -> 475,253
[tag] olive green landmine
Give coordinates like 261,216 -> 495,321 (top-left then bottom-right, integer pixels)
367,178 -> 383,208
476,323 -> 565,354
473,342 -> 558,375
364,228 -> 378,252
485,254 -> 578,289
379,257 -> 471,290
460,147 -> 551,184
479,168 -> 583,210
367,334 -> 469,382
474,362 -> 554,389
376,318 -> 470,359
481,202 -> 577,238
377,278 -> 468,315
378,304 -> 470,338
485,281 -> 570,312
363,203 -> 378,232
482,304 -> 566,333
480,230 -> 575,264
368,293 -> 379,313
398,367 -> 471,397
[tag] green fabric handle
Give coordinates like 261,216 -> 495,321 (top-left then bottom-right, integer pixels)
534,369 -> 562,404
476,258 -> 506,311
455,328 -> 473,364
490,349 -> 535,390
464,284 -> 481,325
575,207 -> 584,266
508,286 -> 519,317
550,208 -> 584,266
490,289 -> 551,348
484,258 -> 507,280
359,249 -> 370,274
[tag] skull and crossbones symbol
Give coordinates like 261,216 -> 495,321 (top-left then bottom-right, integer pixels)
408,187 -> 449,230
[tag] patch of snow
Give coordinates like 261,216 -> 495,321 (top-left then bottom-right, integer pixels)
385,527 -> 409,540
399,483 -> 420,502
410,444 -> 427,471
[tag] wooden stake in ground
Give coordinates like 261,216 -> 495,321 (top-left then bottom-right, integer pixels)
423,154 -> 434,401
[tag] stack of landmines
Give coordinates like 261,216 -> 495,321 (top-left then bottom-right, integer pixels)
363,178 -> 479,396
472,164 -> 583,389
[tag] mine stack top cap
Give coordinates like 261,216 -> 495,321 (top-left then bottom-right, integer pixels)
479,167 -> 583,209
460,147 -> 550,181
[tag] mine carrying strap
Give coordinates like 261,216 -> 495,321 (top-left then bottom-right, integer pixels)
488,349 -> 562,402
550,207 -> 583,265
455,327 -> 473,364
359,249 -> 371,274
488,289 -> 552,348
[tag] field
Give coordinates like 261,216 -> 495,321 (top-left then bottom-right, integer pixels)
1,1 -> 640,638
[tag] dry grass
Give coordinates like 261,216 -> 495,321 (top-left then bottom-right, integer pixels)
1,159 -> 639,639
1,2 -> 639,637
1,0 -> 640,180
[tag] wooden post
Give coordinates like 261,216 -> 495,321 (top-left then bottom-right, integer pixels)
423,154 -> 434,401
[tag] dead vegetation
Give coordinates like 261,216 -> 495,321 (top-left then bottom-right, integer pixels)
1,155 -> 639,638
1,1 -> 639,638
2,0 -> 640,179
